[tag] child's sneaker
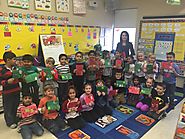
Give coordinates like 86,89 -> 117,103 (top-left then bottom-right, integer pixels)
10,124 -> 17,129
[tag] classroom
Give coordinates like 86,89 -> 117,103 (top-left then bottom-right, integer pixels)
0,0 -> 185,139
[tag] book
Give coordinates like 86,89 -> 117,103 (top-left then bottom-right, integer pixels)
135,114 -> 155,126
43,68 -> 53,80
134,63 -> 142,73
150,99 -> 159,112
105,59 -> 112,68
146,64 -> 153,74
161,62 -> 173,70
115,59 -> 122,67
95,115 -> 117,128
128,86 -> 140,95
116,125 -> 139,139
25,73 -> 38,83
116,80 -> 127,88
140,88 -> 152,95
116,105 -> 134,115
96,86 -> 108,94
46,100 -> 60,111
76,64 -> 84,76
68,129 -> 90,139
21,104 -> 38,118
84,95 -> 94,105
61,73 -> 72,80
174,122 -> 185,139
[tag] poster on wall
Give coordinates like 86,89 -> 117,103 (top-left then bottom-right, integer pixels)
56,0 -> 69,13
35,0 -> 51,11
154,32 -> 175,61
73,0 -> 86,14
8,0 -> 29,9
39,34 -> 65,65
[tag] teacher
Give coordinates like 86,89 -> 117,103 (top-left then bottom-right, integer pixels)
116,31 -> 135,58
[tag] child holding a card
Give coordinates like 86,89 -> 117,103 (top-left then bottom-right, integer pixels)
147,83 -> 169,120
38,84 -> 66,133
55,54 -> 71,105
71,52 -> 86,97
112,51 -> 124,75
62,86 -> 85,129
41,57 -> 58,96
20,54 -> 40,106
0,52 -> 20,129
136,77 -> 153,111
161,52 -> 180,109
80,83 -> 100,122
143,54 -> 159,80
102,51 -> 112,82
17,94 -> 44,139
134,51 -> 146,84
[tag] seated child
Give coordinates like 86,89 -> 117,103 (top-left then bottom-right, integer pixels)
95,80 -> 112,116
17,94 -> 44,139
38,84 -> 66,134
62,86 -> 85,129
127,76 -> 141,106
147,83 -> 169,120
80,83 -> 100,123
136,77 -> 154,111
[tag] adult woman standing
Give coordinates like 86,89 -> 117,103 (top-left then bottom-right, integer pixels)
116,31 -> 135,58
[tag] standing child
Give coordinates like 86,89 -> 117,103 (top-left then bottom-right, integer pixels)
70,52 -> 86,97
38,84 -> 66,134
135,51 -> 146,84
0,52 -> 20,128
112,51 -> 124,76
62,86 -> 85,129
136,77 -> 154,111
102,51 -> 112,82
41,57 -> 58,96
80,83 -> 100,123
21,54 -> 40,106
55,54 -> 71,104
17,94 -> 44,139
161,52 -> 180,109
147,83 -> 169,120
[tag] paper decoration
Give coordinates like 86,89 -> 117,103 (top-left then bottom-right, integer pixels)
146,64 -> 153,74
150,99 -> 159,112
135,63 -> 142,73
76,64 -> 84,76
108,90 -> 117,97
161,62 -> 173,70
116,105 -> 134,115
116,125 -> 139,139
12,67 -> 22,79
35,0 -> 51,11
124,63 -> 130,72
42,68 -> 53,80
96,86 -> 108,93
135,114 -> 155,126
84,95 -> 94,105
25,73 -> 38,83
46,100 -> 60,111
174,122 -> 185,139
56,0 -> 69,13
61,73 -> 72,80
105,59 -> 112,68
95,115 -> 117,128
67,99 -> 80,109
21,104 -> 38,118
115,59 -> 122,67
73,0 -> 86,14
128,86 -> 140,94
140,88 -> 152,95
116,80 -> 127,88
69,129 -> 90,139
8,0 -> 29,9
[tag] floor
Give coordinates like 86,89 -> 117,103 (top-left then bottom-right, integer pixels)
0,99 -> 183,139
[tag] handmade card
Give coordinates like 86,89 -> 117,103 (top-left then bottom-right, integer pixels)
179,113 -> 185,124
46,100 -> 60,111
61,73 -> 72,80
89,58 -> 96,66
140,88 -> 152,95
21,104 -> 38,118
150,99 -> 159,112
116,80 -> 127,88
105,59 -> 112,68
76,64 -> 84,76
146,64 -> 153,74
124,63 -> 130,72
12,67 -> 22,79
161,62 -> 173,70
69,129 -> 90,139
95,115 -> 117,128
108,90 -> 117,97
67,98 -> 80,109
116,125 -> 139,139
135,114 -> 155,126
116,105 -> 134,115
25,73 -> 38,83
128,86 -> 140,95
115,59 -> 122,67
135,63 -> 142,73
43,68 -> 53,80
84,95 -> 94,105
96,86 -> 108,94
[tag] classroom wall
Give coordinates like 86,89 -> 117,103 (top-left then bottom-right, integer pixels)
0,0 -> 113,27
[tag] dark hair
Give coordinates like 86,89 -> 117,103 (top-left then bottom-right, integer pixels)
22,93 -> 32,98
88,50 -> 96,56
67,85 -> 77,98
127,55 -> 134,60
115,69 -> 122,74
3,51 -> 16,62
96,80 -> 104,85
43,84 -> 54,92
156,82 -> 166,90
46,57 -> 55,65
167,52 -> 175,58
75,51 -> 83,57
84,83 -> 92,89
59,54 -> 67,61
120,31 -> 129,43
22,54 -> 34,62
132,75 -> 139,82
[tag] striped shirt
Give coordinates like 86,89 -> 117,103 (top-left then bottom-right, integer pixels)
55,64 -> 70,83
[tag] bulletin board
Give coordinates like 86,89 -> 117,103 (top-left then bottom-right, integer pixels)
138,19 -> 185,61
0,22 -> 100,64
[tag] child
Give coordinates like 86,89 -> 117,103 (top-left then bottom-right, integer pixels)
112,51 -> 124,76
136,77 -> 154,111
21,54 -> 40,106
55,54 -> 71,104
80,83 -> 100,123
111,70 -> 126,106
124,55 -> 135,84
135,51 -> 146,84
143,54 -> 158,80
17,94 -> 44,139
62,86 -> 85,129
102,51 -> 112,82
70,52 -> 86,97
0,52 -> 20,128
41,57 -> 58,96
96,80 -> 112,116
95,51 -> 104,80
147,83 -> 169,120
127,76 -> 141,106
38,84 -> 66,134
161,52 -> 180,109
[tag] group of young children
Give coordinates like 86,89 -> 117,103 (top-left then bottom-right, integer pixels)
0,49 -> 180,139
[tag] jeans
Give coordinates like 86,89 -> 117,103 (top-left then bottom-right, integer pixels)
20,122 -> 44,139
164,82 -> 176,105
